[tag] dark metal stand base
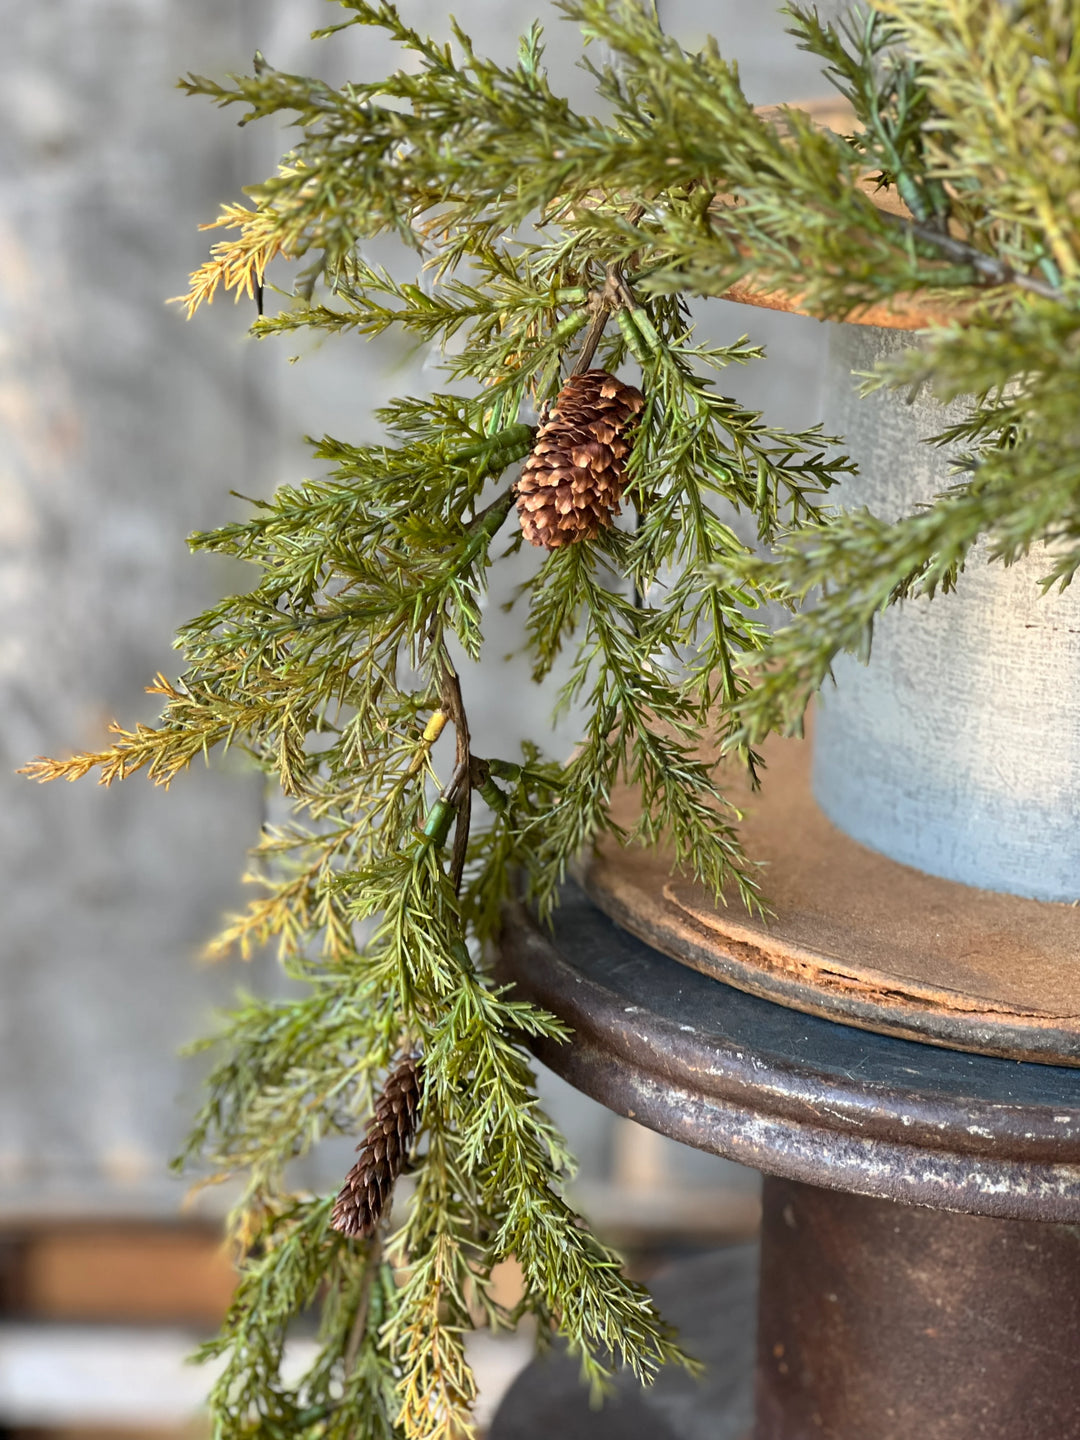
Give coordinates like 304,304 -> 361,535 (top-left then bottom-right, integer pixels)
492,891 -> 1080,1439
489,1245 -> 756,1440
756,1176 -> 1080,1439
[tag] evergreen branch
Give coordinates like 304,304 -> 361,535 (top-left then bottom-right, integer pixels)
785,4 -> 951,225
170,203 -> 291,319
869,0 -> 1080,282
21,676 -> 261,789
720,420 -> 1080,744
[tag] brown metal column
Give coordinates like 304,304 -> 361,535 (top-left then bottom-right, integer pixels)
755,1175 -> 1080,1440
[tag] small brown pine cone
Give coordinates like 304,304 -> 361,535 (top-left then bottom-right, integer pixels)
330,1054 -> 422,1240
517,369 -> 645,549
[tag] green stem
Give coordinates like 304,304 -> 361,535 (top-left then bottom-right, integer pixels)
458,484 -> 522,571
885,213 -> 1064,302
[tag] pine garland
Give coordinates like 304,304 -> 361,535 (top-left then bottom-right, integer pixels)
23,2 -> 1080,1437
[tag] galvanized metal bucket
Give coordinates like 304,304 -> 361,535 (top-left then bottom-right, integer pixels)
812,323 -> 1080,903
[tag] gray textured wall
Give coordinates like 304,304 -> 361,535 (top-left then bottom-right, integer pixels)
1,0 -> 840,1218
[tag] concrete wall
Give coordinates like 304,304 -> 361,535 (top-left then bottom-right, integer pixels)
1,0 -> 842,1219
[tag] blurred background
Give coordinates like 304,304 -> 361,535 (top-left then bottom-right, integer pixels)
1,1 -> 843,1434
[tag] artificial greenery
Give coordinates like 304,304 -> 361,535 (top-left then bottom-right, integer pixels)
27,1 -> 1080,1435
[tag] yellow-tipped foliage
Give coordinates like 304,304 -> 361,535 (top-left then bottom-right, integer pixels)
173,203 -> 289,319
23,676 -> 255,788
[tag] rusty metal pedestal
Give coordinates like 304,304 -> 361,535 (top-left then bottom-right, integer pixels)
489,887 -> 1080,1440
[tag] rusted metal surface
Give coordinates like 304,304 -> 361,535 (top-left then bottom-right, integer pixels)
756,1175 -> 1080,1439
491,1177 -> 1080,1439
497,888 -> 1080,1221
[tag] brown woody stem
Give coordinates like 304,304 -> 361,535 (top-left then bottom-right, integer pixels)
570,202 -> 648,376
437,653 -> 472,895
883,212 -> 1063,302
343,1233 -> 382,1373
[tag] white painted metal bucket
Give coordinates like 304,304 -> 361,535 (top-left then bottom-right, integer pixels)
812,324 -> 1080,902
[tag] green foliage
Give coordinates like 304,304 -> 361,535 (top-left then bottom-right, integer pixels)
27,1 -> 1080,1437
715,0 -> 1080,743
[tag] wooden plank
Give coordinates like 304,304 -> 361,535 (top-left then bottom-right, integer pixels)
7,1227 -> 235,1325
8,1429 -> 200,1440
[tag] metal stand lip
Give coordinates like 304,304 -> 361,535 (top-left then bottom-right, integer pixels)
498,887 -> 1080,1221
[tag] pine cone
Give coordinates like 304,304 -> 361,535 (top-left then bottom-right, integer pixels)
517,369 -> 645,549
330,1055 -> 422,1239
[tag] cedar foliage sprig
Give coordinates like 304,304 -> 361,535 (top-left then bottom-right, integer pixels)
23,2 -> 1080,1437
706,1 -> 1080,745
